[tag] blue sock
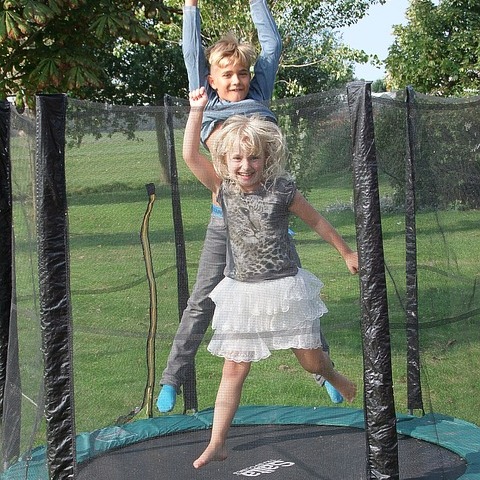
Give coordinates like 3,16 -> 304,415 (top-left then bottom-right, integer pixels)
325,381 -> 344,404
156,384 -> 177,413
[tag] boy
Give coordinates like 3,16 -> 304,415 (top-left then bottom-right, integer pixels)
182,0 -> 280,150
157,0 -> 343,413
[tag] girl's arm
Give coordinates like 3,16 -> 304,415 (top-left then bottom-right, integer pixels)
289,191 -> 359,274
183,87 -> 221,194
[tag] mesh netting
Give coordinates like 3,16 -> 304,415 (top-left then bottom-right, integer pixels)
372,91 -> 480,421
1,86 -> 479,479
3,107 -> 45,470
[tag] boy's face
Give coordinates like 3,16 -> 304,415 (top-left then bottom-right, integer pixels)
208,60 -> 251,103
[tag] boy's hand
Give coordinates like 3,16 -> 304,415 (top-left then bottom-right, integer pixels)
189,87 -> 208,108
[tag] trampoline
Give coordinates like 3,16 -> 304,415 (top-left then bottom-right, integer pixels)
76,406 -> 478,480
5,406 -> 478,479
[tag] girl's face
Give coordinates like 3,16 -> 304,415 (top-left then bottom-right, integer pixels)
226,141 -> 265,193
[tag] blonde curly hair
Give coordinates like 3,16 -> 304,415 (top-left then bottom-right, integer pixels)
210,115 -> 290,190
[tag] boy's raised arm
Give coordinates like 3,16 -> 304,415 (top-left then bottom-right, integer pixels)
249,0 -> 282,101
183,0 -> 207,91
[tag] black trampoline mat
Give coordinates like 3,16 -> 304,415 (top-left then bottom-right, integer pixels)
77,424 -> 466,480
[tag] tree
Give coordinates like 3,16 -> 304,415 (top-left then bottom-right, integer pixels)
81,41 -> 188,105
2,0 -> 384,108
175,0 -> 380,97
385,0 -> 480,96
0,0 -> 181,108
276,16 -> 369,96
371,78 -> 387,93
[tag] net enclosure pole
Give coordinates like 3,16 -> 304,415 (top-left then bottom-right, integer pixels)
0,99 -> 12,421
35,94 -> 76,479
163,95 -> 197,413
405,86 -> 424,413
347,81 -> 399,480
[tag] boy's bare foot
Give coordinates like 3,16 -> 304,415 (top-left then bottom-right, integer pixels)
193,443 -> 228,469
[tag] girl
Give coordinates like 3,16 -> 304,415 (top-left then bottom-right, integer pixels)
184,87 -> 358,469
158,0 -> 343,412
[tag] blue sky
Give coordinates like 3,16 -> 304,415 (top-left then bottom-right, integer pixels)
339,0 -> 410,81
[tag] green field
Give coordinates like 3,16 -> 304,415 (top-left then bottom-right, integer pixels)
11,125 -> 480,450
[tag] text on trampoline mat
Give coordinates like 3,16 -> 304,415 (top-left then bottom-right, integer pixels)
234,459 -> 295,476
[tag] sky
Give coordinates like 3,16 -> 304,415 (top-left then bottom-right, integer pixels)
339,0 -> 410,81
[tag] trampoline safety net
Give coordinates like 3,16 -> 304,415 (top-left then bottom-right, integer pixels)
1,84 -> 479,479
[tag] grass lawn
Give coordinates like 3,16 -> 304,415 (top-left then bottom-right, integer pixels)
11,125 -> 480,447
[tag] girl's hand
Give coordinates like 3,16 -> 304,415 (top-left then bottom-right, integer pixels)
189,87 -> 208,108
344,251 -> 359,275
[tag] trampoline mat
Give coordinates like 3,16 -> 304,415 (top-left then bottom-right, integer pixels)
77,424 -> 466,479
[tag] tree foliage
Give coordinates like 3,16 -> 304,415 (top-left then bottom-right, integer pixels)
385,0 -> 480,96
80,41 -> 187,105
170,0 -> 380,97
1,0 -> 383,107
0,0 -> 180,107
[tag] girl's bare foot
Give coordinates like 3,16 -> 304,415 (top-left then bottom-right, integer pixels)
325,370 -> 357,404
344,380 -> 357,404
335,375 -> 357,404
193,443 -> 228,469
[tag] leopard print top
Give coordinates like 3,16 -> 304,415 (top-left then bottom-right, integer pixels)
219,177 -> 298,282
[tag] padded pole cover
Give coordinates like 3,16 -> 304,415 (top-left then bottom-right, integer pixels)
163,95 -> 197,412
347,81 -> 399,479
0,99 -> 12,419
35,94 -> 76,479
405,87 -> 423,412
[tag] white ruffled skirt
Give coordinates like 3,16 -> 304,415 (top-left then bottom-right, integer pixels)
208,268 -> 328,362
